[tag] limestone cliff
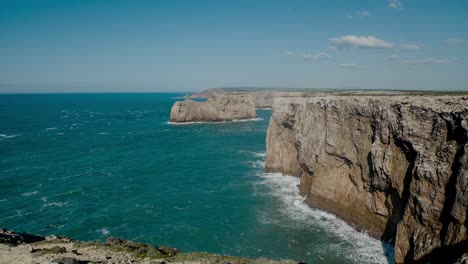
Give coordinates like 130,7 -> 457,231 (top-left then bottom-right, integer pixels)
170,94 -> 256,123
265,95 -> 468,263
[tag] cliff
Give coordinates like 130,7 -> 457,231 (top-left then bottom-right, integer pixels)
188,87 -> 462,109
170,94 -> 256,123
0,229 -> 295,264
265,95 -> 468,263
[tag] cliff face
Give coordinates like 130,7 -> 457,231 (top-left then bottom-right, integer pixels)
170,94 -> 256,122
265,96 -> 468,263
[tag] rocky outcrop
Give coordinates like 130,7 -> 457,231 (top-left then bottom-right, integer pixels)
0,228 -> 46,246
0,229 -> 296,264
170,94 -> 256,123
265,95 -> 468,263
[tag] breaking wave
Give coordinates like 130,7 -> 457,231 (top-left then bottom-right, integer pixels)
251,152 -> 389,264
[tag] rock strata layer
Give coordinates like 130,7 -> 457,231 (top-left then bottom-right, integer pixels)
170,94 -> 256,122
265,95 -> 468,263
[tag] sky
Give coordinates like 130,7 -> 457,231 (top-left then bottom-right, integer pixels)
1,0 -> 467,93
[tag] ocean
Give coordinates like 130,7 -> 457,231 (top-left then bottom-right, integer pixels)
0,93 -> 390,263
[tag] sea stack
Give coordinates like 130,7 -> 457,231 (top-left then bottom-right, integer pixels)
265,95 -> 468,263
169,94 -> 257,123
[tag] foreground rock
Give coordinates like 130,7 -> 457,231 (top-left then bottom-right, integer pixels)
0,229 -> 296,264
170,94 -> 256,123
265,95 -> 468,263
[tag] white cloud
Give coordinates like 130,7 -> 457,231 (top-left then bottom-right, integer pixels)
339,63 -> 362,69
387,54 -> 401,60
405,58 -> 457,65
284,50 -> 296,56
388,0 -> 403,10
445,38 -> 464,45
329,35 -> 422,51
303,52 -> 330,60
398,43 -> 421,50
285,50 -> 330,60
346,10 -> 370,19
329,35 -> 394,49
357,10 -> 370,17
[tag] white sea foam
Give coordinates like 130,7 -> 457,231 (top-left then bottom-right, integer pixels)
257,172 -> 388,263
21,190 -> 39,196
40,197 -> 68,208
258,173 -> 387,263
253,152 -> 266,157
44,127 -> 57,131
0,134 -> 20,139
251,152 -> 388,264
166,118 -> 263,125
251,160 -> 266,169
97,228 -> 110,236
97,132 -> 110,135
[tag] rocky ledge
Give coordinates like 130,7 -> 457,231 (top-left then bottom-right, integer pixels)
170,94 -> 257,123
265,95 -> 468,263
0,228 -> 295,264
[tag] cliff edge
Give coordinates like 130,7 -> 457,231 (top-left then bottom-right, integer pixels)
0,229 -> 295,264
170,94 -> 256,123
265,95 -> 468,263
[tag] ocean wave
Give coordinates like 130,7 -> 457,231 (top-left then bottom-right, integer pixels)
250,152 -> 389,264
40,197 -> 68,208
253,152 -> 266,158
21,190 -> 39,196
0,134 -> 20,139
97,228 -> 110,236
255,172 -> 388,263
166,118 -> 264,125
251,160 -> 266,169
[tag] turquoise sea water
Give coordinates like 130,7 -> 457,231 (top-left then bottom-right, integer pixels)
0,93 -> 389,263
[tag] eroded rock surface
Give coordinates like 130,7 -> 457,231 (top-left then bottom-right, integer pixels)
0,229 -> 296,264
265,95 -> 468,263
170,94 -> 256,122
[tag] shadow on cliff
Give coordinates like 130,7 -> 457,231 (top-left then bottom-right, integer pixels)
375,137 -> 417,264
413,240 -> 468,264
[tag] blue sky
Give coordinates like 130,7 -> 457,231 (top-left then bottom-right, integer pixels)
1,0 -> 467,92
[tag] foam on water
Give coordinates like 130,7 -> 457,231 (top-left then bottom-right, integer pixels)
21,191 -> 39,197
252,153 -> 389,264
0,134 -> 20,139
97,228 -> 110,236
40,197 -> 68,208
253,152 -> 266,158
166,118 -> 263,125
